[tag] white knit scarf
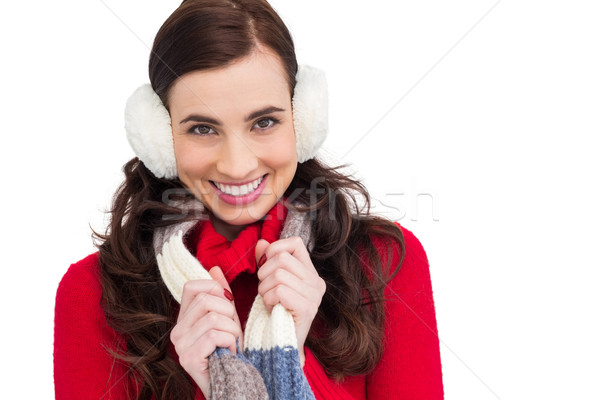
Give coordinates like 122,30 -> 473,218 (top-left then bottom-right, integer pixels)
153,199 -> 315,399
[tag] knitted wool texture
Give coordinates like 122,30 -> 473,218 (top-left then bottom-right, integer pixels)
154,200 -> 315,400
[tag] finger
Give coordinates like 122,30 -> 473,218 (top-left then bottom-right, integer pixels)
178,329 -> 239,370
177,294 -> 237,331
255,238 -> 270,268
257,251 -> 312,282
198,329 -> 239,356
261,283 -> 316,317
208,266 -> 242,329
173,311 -> 242,355
260,236 -> 313,269
260,280 -> 323,315
208,266 -> 232,294
179,279 -> 227,316
191,315 -> 242,354
258,267 -> 316,300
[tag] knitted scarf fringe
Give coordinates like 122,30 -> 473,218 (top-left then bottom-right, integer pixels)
153,200 -> 316,400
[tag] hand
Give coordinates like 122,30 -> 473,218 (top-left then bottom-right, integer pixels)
255,237 -> 326,364
170,267 -> 242,398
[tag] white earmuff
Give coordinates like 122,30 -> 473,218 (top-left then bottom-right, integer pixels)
124,65 -> 328,179
292,65 -> 328,163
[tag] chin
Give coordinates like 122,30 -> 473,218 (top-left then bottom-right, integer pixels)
208,199 -> 275,225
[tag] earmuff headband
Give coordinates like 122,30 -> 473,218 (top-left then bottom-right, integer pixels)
124,65 -> 328,179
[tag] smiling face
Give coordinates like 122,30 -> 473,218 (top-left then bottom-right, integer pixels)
168,47 -> 297,239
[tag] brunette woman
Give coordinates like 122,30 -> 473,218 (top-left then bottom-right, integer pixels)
54,0 -> 444,398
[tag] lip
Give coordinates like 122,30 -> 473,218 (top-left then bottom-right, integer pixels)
211,174 -> 267,206
214,176 -> 264,186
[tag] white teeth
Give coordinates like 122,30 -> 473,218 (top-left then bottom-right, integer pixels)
239,183 -> 250,196
215,175 -> 264,196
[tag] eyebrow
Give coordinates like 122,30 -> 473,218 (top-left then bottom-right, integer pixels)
179,106 -> 286,126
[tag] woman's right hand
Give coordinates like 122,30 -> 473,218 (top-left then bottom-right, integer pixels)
170,266 -> 242,398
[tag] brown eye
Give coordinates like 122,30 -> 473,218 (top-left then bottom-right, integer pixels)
191,125 -> 215,135
255,118 -> 275,129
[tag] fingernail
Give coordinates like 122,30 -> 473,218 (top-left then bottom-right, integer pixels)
258,254 -> 267,268
224,289 -> 234,301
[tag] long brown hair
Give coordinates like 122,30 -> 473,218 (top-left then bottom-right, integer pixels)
96,1 -> 405,398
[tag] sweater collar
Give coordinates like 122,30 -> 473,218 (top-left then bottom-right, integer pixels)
195,201 -> 288,284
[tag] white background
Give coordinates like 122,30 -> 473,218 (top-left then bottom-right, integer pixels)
1,0 -> 599,398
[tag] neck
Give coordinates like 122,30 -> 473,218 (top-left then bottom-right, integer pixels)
210,214 -> 247,241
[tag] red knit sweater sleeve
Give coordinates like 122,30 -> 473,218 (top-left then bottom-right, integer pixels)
365,225 -> 444,398
302,225 -> 444,399
54,253 -> 137,399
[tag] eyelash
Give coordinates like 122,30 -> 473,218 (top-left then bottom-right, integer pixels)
254,117 -> 280,130
188,117 -> 280,136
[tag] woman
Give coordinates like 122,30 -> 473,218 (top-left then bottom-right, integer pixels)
54,0 -> 444,399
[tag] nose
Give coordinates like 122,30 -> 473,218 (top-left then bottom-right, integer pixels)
216,132 -> 259,180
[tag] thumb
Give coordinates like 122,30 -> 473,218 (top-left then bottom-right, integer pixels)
208,266 -> 232,293
208,266 -> 243,352
255,239 -> 270,267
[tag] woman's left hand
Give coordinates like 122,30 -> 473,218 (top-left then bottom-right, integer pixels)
255,237 -> 326,364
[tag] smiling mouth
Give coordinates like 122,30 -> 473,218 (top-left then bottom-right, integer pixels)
210,175 -> 266,197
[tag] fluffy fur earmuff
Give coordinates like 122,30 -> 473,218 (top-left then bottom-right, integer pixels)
125,85 -> 178,179
292,65 -> 328,163
124,65 -> 328,179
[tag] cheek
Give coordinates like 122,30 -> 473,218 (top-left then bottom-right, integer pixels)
268,133 -> 298,187
173,140 -> 212,181
267,133 -> 297,170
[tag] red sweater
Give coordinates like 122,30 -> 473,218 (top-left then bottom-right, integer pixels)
54,205 -> 443,399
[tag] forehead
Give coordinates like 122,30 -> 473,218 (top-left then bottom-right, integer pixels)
167,49 -> 291,117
